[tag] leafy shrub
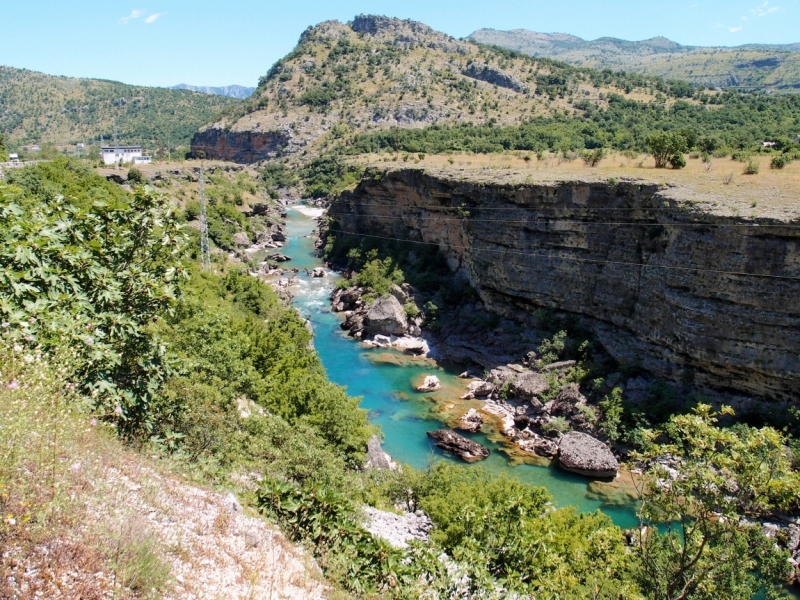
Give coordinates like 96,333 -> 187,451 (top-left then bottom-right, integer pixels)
771,154 -> 791,169
538,330 -> 567,364
646,131 -> 688,168
542,416 -> 571,435
0,159 -> 186,432
581,147 -> 605,167
743,160 -> 760,175
126,167 -> 145,184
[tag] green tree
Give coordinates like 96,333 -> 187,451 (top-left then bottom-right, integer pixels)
0,159 -> 187,431
0,133 -> 8,161
631,405 -> 798,600
646,131 -> 689,168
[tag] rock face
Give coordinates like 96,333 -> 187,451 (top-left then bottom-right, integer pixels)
558,432 -> 619,478
416,375 -> 442,392
363,295 -> 408,336
365,435 -> 397,470
462,61 -> 528,93
191,127 -> 289,163
427,430 -> 489,462
510,372 -> 550,400
330,167 -> 800,402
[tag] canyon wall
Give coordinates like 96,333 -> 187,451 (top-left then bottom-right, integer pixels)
330,167 -> 800,402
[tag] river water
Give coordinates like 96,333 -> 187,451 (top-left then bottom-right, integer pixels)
279,205 -> 642,529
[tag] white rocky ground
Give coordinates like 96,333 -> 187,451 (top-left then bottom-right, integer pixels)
91,461 -> 328,600
361,507 -> 432,549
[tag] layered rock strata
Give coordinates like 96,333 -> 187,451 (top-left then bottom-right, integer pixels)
329,167 -> 800,402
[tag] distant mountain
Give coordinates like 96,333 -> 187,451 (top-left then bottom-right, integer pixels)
172,84 -> 255,99
468,29 -> 800,92
0,66 -> 239,147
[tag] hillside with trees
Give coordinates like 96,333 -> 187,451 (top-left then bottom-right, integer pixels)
193,15 -> 800,167
0,66 -> 238,148
468,29 -> 800,93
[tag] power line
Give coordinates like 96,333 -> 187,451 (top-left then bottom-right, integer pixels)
323,227 -> 800,281
198,167 -> 211,271
325,211 -> 800,229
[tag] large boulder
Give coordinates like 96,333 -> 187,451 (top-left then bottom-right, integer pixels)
365,435 -> 397,470
558,432 -> 619,479
363,295 -> 408,336
427,430 -> 489,462
510,372 -> 549,400
416,375 -> 441,392
232,231 -> 251,247
462,380 -> 494,399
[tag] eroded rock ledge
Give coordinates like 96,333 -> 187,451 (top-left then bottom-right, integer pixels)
328,166 -> 800,403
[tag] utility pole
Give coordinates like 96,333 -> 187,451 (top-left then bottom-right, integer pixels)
198,167 -> 211,271
113,120 -> 118,147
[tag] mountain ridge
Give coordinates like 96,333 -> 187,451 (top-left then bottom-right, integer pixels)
0,66 -> 238,147
468,29 -> 800,92
172,83 -> 256,98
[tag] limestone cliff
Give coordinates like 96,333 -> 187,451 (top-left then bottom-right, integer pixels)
328,167 -> 800,402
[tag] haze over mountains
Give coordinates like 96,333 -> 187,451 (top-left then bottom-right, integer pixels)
172,84 -> 256,99
469,29 -> 800,92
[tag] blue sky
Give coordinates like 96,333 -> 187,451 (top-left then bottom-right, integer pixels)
2,0 -> 797,87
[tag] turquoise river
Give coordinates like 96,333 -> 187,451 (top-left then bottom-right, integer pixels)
280,205 -> 639,529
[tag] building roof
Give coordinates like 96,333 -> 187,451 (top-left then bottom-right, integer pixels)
101,145 -> 142,150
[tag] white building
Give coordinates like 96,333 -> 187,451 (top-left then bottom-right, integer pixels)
101,145 -> 151,165
8,154 -> 19,163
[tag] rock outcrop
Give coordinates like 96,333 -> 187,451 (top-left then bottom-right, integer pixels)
416,375 -> 442,392
191,128 -> 289,163
330,166 -> 800,402
427,429 -> 490,462
457,408 -> 483,432
558,431 -> 619,478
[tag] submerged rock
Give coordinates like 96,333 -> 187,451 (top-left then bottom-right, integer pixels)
416,375 -> 442,392
515,430 -> 559,458
311,267 -> 326,277
427,429 -> 489,462
558,431 -> 619,479
363,295 -> 408,336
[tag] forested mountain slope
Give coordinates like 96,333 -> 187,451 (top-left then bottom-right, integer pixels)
468,29 -> 800,93
0,66 -> 238,147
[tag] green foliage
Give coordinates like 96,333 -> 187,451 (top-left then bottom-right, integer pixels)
542,416 -> 571,435
743,159 -> 760,175
126,167 -> 145,184
600,387 -> 624,441
632,405 -> 799,600
771,154 -> 792,169
646,131 -> 688,168
0,158 -> 186,432
154,268 -> 372,459
0,65 -> 237,146
343,251 -> 404,300
581,147 -> 605,167
538,329 -> 567,364
0,132 -> 8,161
300,155 -> 364,198
346,92 -> 800,157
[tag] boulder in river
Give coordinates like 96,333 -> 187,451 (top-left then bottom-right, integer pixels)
311,267 -> 326,277
268,253 -> 291,262
457,408 -> 483,433
558,431 -> 619,479
416,375 -> 441,392
363,295 -> 408,336
427,430 -> 489,462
